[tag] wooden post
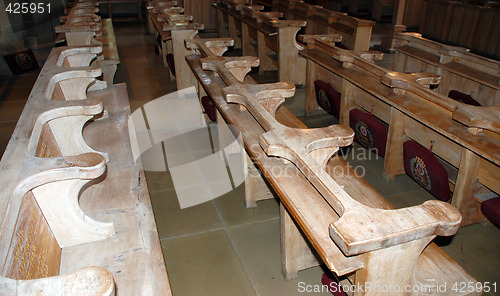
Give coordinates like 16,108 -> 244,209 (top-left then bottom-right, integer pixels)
305,59 -> 318,116
383,107 -> 407,180
257,31 -> 274,74
172,29 -> 198,90
354,237 -> 434,296
245,154 -> 274,208
339,80 -> 356,126
381,0 -> 407,52
227,14 -> 242,49
452,148 -> 487,227
277,26 -> 306,85
217,9 -> 228,37
280,203 -> 320,280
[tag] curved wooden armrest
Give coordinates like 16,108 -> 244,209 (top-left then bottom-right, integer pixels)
15,153 -> 115,247
56,46 -> 103,67
186,38 -> 234,56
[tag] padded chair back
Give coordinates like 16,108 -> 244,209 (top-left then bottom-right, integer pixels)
403,140 -> 451,201
349,109 -> 387,157
314,80 -> 341,118
481,197 -> 500,227
201,96 -> 217,122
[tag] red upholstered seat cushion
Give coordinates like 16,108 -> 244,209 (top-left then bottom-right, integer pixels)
481,197 -> 500,227
321,273 -> 347,296
201,96 -> 217,122
166,53 -> 175,77
314,80 -> 341,118
403,140 -> 451,201
448,90 -> 481,106
349,109 -> 387,157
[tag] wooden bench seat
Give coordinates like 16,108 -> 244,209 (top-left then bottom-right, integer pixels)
301,35 -> 500,227
183,37 -> 480,295
0,45 -> 171,295
395,32 -> 500,107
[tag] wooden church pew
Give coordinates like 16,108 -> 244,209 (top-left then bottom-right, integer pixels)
215,1 -> 308,84
283,2 -> 375,51
55,3 -> 120,86
420,0 -> 500,60
183,37 -> 481,295
214,0 -> 374,86
394,32 -> 500,107
147,0 -> 204,90
0,45 -> 171,295
300,35 -> 500,227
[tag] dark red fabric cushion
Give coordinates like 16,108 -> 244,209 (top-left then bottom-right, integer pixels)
201,96 -> 217,122
321,273 -> 347,296
448,90 -> 481,106
403,140 -> 450,201
314,80 -> 341,118
166,53 -> 175,77
349,109 -> 387,157
481,197 -> 500,227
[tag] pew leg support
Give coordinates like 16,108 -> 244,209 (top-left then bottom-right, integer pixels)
383,107 -> 407,181
452,149 -> 487,227
245,156 -> 274,208
354,237 -> 433,296
101,64 -> 117,86
280,203 -> 321,280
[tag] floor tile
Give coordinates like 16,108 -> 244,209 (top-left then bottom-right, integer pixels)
347,156 -> 422,196
0,85 -> 31,102
385,187 -> 435,209
0,121 -> 17,146
436,223 -> 500,296
298,113 -> 339,129
5,71 -> 40,88
214,183 -> 280,227
0,101 -> 27,122
283,87 -> 307,116
150,190 -> 222,238
161,230 -> 256,296
0,146 -> 6,159
227,219 -> 330,296
144,170 -> 175,193
169,162 -> 205,189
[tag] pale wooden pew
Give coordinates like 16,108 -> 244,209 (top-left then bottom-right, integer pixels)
287,3 -> 374,51
147,0 -> 204,90
146,0 -> 179,66
0,46 -> 171,295
394,32 -> 500,107
215,2 -> 308,85
300,35 -> 500,227
420,0 -> 500,60
214,0 -> 374,85
184,37 -> 481,295
55,3 -> 120,86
